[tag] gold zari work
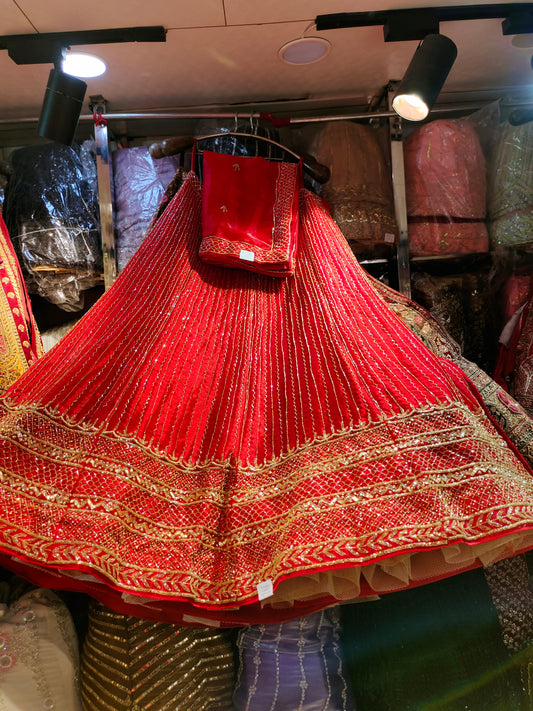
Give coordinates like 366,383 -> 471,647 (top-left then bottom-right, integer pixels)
81,601 -> 235,711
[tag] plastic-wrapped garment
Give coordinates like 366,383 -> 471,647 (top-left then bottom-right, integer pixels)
233,607 -> 354,711
404,118 -> 489,256
411,269 -> 494,373
0,588 -> 82,711
81,601 -> 235,711
0,214 -> 43,394
487,121 -> 533,249
511,288 -> 533,416
3,141 -> 101,311
112,146 -> 182,272
146,165 -> 188,233
308,121 -> 398,259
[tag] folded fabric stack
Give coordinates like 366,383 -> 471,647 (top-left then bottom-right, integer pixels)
308,120 -> 398,259
404,118 -> 489,257
487,120 -> 533,250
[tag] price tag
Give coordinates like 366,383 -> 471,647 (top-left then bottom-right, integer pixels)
239,249 -> 255,262
257,579 -> 274,600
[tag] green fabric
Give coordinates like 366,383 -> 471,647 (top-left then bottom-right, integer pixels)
340,568 -> 528,710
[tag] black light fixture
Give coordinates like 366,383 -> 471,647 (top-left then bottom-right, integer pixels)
392,34 -> 458,121
0,26 -> 166,145
316,4 -> 533,121
39,65 -> 88,145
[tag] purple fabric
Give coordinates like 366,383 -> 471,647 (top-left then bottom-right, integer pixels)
113,147 -> 182,271
233,607 -> 354,711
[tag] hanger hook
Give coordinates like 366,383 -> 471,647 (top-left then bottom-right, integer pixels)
250,112 -> 256,135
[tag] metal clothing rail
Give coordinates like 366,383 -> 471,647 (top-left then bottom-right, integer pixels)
5,95 -> 529,291
3,97 -> 533,126
88,95 -> 533,292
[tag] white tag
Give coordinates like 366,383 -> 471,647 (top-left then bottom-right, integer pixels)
384,233 -> 395,243
239,249 -> 255,262
257,579 -> 274,600
121,593 -> 157,607
182,614 -> 221,627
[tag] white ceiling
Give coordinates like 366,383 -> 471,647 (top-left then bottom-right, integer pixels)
0,0 -> 532,126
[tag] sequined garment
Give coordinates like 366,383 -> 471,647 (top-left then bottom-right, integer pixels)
0,215 -> 42,394
233,607 -> 354,711
0,174 -> 532,627
80,601 -> 235,711
371,275 -> 533,466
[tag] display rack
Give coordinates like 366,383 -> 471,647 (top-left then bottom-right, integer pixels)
83,90 -> 533,295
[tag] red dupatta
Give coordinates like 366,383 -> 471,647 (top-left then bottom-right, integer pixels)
199,149 -> 301,276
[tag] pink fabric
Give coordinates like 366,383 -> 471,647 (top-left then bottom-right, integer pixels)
407,220 -> 489,257
405,119 -> 488,256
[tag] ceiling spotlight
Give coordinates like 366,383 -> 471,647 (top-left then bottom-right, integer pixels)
0,25 -> 165,146
38,68 -> 87,146
62,52 -> 106,78
392,33 -> 458,121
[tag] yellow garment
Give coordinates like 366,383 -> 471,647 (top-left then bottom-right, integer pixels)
0,215 -> 42,393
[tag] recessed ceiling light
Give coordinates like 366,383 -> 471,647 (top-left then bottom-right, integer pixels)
62,52 -> 106,78
279,37 -> 331,65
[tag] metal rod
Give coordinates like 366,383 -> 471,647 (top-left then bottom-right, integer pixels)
94,122 -> 117,290
388,84 -> 411,298
2,98 -> 532,126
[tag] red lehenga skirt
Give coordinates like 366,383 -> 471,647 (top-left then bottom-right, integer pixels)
0,173 -> 532,627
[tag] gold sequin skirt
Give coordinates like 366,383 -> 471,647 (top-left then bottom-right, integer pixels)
81,601 -> 235,711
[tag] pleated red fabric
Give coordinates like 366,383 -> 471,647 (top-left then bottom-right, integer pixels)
0,173 -> 532,627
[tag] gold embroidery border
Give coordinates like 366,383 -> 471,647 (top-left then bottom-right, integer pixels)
0,400 -> 532,602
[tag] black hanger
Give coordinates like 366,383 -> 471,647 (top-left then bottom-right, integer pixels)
149,131 -> 330,184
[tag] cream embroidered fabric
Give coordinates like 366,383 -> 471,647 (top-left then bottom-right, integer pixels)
0,588 -> 82,711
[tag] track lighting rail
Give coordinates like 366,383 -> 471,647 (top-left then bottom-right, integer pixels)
316,5 -> 533,41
